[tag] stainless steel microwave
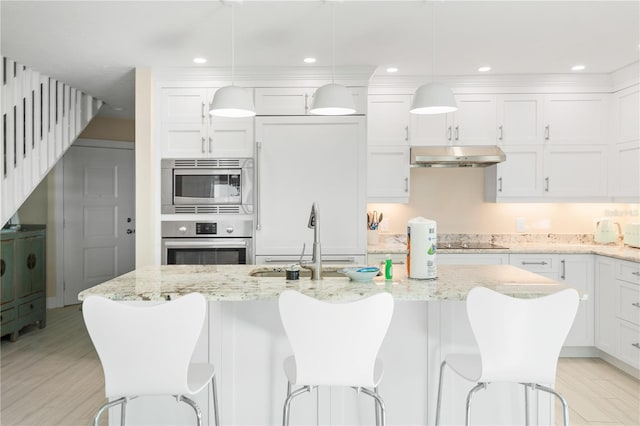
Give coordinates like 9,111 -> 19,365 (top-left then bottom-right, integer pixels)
161,158 -> 254,214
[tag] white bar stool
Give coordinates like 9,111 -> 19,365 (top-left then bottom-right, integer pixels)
435,287 -> 579,426
278,290 -> 394,426
82,293 -> 220,426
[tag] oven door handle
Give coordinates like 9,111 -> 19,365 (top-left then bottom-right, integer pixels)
163,240 -> 247,248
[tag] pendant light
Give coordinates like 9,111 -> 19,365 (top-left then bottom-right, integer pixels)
309,3 -> 356,116
210,3 -> 256,118
410,1 -> 457,115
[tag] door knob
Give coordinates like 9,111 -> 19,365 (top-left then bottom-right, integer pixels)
127,229 -> 135,234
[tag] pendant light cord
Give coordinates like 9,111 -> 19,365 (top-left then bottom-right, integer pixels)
431,1 -> 435,83
231,4 -> 235,86
331,2 -> 335,84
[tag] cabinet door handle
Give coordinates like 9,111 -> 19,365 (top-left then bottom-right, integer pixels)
632,271 -> 640,276
304,93 -> 309,113
632,343 -> 640,350
560,259 -> 566,279
201,137 -> 206,154
498,177 -> 503,192
404,126 -> 409,141
201,102 -> 205,122
208,136 -> 213,153
545,177 -> 550,192
404,177 -> 409,193
256,141 -> 262,230
498,125 -> 503,141
447,126 -> 452,141
545,125 -> 550,140
632,302 -> 640,308
521,261 -> 548,266
455,125 -> 459,141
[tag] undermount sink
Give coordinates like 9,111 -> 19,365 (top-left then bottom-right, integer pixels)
248,268 -> 345,278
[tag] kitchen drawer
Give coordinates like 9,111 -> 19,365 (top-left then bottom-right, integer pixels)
616,261 -> 640,285
618,320 -> 640,369
0,307 -> 16,326
617,281 -> 640,326
18,297 -> 45,318
509,254 -> 557,273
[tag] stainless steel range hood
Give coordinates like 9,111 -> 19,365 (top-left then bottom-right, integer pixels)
410,146 -> 506,168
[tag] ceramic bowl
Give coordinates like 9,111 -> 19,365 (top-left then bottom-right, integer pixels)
338,266 -> 380,282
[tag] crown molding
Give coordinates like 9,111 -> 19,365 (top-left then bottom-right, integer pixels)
368,73 -> 614,93
153,66 -> 376,87
611,61 -> 639,92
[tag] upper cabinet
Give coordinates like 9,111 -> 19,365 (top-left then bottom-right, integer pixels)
160,87 -> 254,158
254,87 -> 367,116
487,93 -> 610,202
368,94 -> 411,146
609,84 -> 640,201
543,94 -> 609,145
411,94 -> 498,146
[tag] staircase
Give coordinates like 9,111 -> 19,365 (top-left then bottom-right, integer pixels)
0,56 -> 102,226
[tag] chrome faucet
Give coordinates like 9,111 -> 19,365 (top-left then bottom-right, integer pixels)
300,202 -> 322,280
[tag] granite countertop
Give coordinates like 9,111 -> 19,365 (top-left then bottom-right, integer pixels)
368,234 -> 640,263
77,264 -> 580,303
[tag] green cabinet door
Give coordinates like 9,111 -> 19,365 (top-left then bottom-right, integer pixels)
30,236 -> 45,293
1,239 -> 15,305
16,236 -> 45,297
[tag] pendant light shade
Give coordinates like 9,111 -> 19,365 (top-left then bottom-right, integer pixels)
410,83 -> 457,115
210,85 -> 255,118
310,83 -> 356,115
209,4 -> 256,118
410,1 -> 457,116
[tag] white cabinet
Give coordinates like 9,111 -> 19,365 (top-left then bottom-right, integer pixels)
254,116 -> 366,259
410,94 -> 498,146
367,94 -> 411,146
160,87 -> 254,158
367,146 -> 410,203
543,94 -> 609,145
610,85 -> 640,200
486,93 -> 610,201
596,256 -> 640,371
437,253 -> 509,265
497,94 -> 544,145
254,87 -> 367,116
510,254 -> 594,348
366,94 -> 411,203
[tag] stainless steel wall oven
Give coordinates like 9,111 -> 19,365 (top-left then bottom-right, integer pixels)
161,158 -> 254,214
161,220 -> 253,265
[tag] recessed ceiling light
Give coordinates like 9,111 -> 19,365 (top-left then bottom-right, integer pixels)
193,57 -> 207,64
304,57 -> 317,64
571,64 -> 585,71
478,66 -> 491,72
386,67 -> 399,73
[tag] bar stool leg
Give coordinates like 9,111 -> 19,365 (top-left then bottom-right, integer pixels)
120,398 -> 127,426
211,375 -> 220,426
523,383 -> 531,426
535,384 -> 570,426
283,386 -> 310,426
361,387 -> 386,426
435,360 -> 447,426
374,386 -> 381,426
179,395 -> 203,426
465,383 -> 487,426
93,397 -> 127,426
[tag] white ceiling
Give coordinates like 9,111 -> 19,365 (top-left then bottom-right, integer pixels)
2,1 -> 639,120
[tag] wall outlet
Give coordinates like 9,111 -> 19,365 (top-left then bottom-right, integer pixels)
516,217 -> 526,232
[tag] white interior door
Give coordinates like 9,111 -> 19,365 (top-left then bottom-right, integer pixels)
63,142 -> 135,305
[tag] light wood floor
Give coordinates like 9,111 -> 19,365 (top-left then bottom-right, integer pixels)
2,305 -> 639,426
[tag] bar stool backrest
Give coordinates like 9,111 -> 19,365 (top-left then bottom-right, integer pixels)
83,293 -> 207,398
466,287 -> 579,384
279,290 -> 394,387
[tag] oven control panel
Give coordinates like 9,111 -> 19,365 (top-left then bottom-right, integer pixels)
196,222 -> 217,235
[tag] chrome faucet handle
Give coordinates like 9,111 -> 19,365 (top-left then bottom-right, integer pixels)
308,203 -> 317,229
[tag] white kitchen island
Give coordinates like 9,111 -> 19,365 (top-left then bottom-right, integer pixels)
78,264 -> 582,426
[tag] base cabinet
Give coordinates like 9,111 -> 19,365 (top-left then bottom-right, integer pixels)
595,256 -> 640,371
0,227 -> 46,341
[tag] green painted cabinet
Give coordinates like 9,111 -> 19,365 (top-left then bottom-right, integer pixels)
1,227 -> 46,341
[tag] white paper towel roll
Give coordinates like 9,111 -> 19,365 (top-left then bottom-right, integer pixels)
407,217 -> 437,279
